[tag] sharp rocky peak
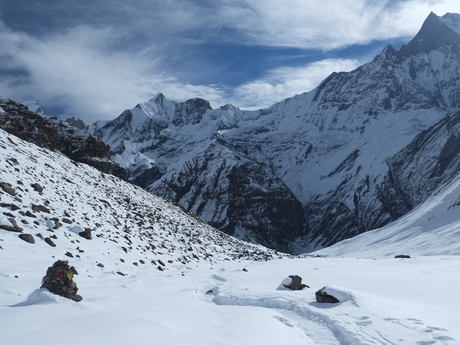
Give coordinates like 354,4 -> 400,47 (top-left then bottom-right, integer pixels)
400,12 -> 460,57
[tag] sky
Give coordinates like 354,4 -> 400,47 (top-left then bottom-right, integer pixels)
1,0 -> 460,123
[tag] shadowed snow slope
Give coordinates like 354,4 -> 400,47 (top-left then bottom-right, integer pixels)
314,162 -> 460,258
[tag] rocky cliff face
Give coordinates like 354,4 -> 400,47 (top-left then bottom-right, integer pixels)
92,12 -> 460,253
0,98 -> 127,180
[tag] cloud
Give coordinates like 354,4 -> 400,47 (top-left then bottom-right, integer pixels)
229,59 -> 361,109
0,22 -> 225,122
203,0 -> 460,50
1,1 -> 460,122
0,16 -> 361,122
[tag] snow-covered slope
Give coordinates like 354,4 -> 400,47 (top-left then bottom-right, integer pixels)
92,12 -> 460,253
314,142 -> 460,259
1,128 -> 460,344
0,128 -> 283,275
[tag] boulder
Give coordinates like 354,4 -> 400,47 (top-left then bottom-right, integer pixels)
395,255 -> 411,259
79,228 -> 92,239
315,287 -> 340,303
0,182 -> 16,196
18,233 -> 35,244
31,183 -> 44,193
41,260 -> 82,302
32,204 -> 50,213
45,237 -> 56,247
0,224 -> 23,232
282,275 -> 310,290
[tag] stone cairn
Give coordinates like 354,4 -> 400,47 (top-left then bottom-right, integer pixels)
41,260 -> 82,302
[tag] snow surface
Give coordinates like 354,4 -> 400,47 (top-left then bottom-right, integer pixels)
1,128 -> 460,344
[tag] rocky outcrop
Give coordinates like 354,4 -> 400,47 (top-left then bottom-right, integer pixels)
0,99 -> 127,180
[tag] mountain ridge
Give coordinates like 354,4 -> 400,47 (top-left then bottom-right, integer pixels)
88,12 -> 460,253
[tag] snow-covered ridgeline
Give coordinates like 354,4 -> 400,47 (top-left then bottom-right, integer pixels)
89,12 -> 460,253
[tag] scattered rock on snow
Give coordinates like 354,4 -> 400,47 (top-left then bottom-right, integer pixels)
395,255 -> 411,259
44,237 -> 56,247
79,228 -> 92,240
18,233 -> 35,244
0,182 -> 16,196
0,224 -> 23,232
281,275 -> 310,290
30,183 -> 44,193
315,287 -> 340,303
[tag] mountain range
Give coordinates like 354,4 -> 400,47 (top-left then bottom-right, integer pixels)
2,12 -> 460,343
84,12 -> 460,253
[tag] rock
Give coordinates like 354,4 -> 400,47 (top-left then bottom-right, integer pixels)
315,287 -> 340,303
32,204 -> 50,213
97,263 -> 104,268
158,265 -> 164,271
7,217 -> 20,228
18,233 -> 35,244
0,182 -> 16,196
31,183 -> 44,193
395,255 -> 411,259
62,218 -> 73,224
0,224 -> 23,232
40,260 -> 82,302
25,211 -> 37,218
79,228 -> 92,240
44,237 -> 56,247
65,251 -> 73,258
282,275 -> 310,290
243,268 -> 248,272
158,259 -> 166,267
116,271 -> 126,276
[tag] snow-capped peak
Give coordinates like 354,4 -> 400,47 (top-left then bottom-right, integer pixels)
439,12 -> 460,35
22,101 -> 44,115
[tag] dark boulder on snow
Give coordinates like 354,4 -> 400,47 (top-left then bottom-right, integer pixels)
315,287 -> 340,303
18,233 -> 35,244
79,228 -> 92,240
0,182 -> 16,196
41,260 -> 82,302
282,275 -> 310,290
44,237 -> 56,247
31,183 -> 44,193
395,255 -> 411,259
